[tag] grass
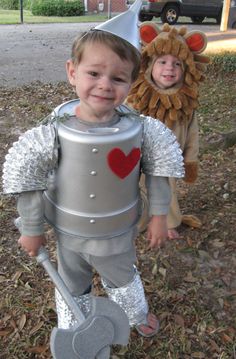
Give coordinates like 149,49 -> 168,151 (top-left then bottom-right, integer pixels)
0,9 -> 107,24
210,52 -> 236,72
0,9 -> 219,25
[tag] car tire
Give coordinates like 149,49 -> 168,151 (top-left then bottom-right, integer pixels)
191,16 -> 205,23
139,13 -> 153,22
160,4 -> 179,25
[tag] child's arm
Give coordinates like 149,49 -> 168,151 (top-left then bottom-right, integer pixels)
145,175 -> 171,249
17,191 -> 46,257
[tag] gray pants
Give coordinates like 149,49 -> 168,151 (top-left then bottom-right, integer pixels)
57,242 -> 137,296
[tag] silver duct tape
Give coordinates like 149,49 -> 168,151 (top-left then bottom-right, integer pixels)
102,266 -> 148,327
55,289 -> 91,329
2,124 -> 58,194
141,116 -> 185,178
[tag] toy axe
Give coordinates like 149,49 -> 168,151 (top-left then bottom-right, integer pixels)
36,247 -> 130,359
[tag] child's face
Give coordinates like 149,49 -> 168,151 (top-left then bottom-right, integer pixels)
151,54 -> 183,90
66,42 -> 134,122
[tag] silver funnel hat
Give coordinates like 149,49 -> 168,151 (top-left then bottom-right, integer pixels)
95,0 -> 142,51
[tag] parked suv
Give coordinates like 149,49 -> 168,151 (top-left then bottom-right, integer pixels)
127,0 -> 223,24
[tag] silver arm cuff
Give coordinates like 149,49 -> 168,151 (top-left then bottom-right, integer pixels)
141,116 -> 184,178
101,266 -> 148,327
2,124 -> 58,194
55,289 -> 91,329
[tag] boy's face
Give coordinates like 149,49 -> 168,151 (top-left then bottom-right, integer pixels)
66,42 -> 134,122
151,54 -> 183,90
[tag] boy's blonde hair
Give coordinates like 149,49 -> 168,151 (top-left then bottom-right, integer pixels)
71,30 -> 141,82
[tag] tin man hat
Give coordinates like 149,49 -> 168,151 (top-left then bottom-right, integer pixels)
95,0 -> 142,51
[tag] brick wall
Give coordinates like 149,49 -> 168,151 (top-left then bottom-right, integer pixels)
87,0 -> 127,13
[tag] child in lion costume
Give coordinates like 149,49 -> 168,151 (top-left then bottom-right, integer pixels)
126,22 -> 210,239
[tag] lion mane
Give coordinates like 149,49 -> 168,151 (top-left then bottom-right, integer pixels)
126,23 -> 210,129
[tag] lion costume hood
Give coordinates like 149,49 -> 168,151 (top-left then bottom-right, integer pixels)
126,22 -> 210,129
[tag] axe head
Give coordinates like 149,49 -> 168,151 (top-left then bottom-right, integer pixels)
51,315 -> 113,359
90,296 -> 130,345
51,295 -> 130,359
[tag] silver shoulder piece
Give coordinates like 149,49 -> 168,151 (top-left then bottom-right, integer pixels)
2,124 -> 58,194
51,99 -> 79,117
141,116 -> 184,178
116,103 -> 139,115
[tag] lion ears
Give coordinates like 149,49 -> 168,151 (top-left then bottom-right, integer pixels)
139,22 -> 207,54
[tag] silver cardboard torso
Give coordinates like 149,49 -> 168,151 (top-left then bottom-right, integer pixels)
44,100 -> 142,238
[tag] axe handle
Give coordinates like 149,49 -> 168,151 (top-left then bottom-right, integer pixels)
36,247 -> 85,323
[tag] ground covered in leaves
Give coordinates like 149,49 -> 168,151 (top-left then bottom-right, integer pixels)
0,68 -> 236,358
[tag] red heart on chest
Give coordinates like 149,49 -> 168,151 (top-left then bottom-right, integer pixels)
107,147 -> 141,179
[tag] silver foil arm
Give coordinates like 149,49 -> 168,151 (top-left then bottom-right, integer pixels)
141,116 -> 184,178
2,124 -> 58,194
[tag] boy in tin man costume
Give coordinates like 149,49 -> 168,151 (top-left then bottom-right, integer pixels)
2,0 -> 184,339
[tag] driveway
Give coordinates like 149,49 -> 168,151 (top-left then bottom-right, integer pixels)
0,22 -> 235,87
0,23 -> 97,87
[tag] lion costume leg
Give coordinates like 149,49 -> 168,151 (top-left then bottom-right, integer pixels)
167,178 -> 182,230
168,178 -> 202,235
138,175 -> 182,235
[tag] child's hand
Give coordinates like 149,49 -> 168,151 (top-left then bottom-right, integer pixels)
18,235 -> 46,257
146,215 -> 168,249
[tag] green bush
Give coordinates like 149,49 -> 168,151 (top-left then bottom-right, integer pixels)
0,0 -> 31,10
0,0 -> 18,9
31,0 -> 84,16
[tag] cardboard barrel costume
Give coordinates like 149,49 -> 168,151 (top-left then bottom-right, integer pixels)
44,109 -> 142,239
126,22 -> 210,231
3,101 -> 184,329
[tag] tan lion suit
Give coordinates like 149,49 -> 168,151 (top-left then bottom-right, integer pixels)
126,23 -> 210,230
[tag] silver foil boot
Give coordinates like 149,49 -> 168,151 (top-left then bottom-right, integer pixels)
55,289 -> 91,329
101,266 -> 148,327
